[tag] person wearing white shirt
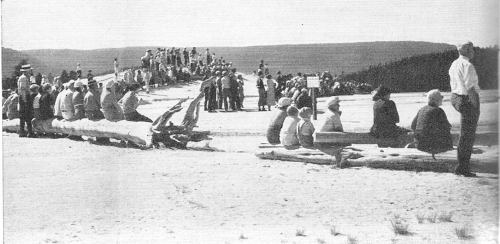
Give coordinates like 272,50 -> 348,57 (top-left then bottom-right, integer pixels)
448,41 -> 480,177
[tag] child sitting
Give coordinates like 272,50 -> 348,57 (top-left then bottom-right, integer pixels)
279,106 -> 300,147
297,107 -> 315,148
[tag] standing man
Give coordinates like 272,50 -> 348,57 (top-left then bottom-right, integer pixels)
114,58 -> 120,80
17,65 -> 31,137
183,48 -> 190,66
76,63 -> 82,78
206,48 -> 212,65
449,41 -> 481,177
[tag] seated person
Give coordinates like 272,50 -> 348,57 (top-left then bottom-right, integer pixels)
3,90 -> 20,120
316,96 -> 347,165
295,88 -> 312,109
369,85 -> 409,138
119,83 -> 152,122
100,80 -> 124,122
297,107 -> 315,148
266,97 -> 292,144
411,89 -> 453,158
279,106 -> 300,147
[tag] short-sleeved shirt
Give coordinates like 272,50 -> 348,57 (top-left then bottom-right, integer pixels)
449,55 -> 480,95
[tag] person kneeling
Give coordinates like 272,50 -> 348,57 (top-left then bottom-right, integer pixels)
411,89 -> 453,159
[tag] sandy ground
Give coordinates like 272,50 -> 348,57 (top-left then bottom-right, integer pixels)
3,74 -> 499,243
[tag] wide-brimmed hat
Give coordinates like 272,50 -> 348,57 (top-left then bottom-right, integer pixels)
74,80 -> 83,88
277,97 -> 292,108
20,64 -> 31,72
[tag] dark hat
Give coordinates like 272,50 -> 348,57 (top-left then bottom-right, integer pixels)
373,85 -> 391,101
88,79 -> 97,85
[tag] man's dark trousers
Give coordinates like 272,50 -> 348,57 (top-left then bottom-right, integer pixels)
451,93 -> 480,173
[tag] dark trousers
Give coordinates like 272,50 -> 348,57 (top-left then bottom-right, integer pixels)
20,114 -> 33,134
222,88 -> 230,111
217,86 -> 223,109
451,93 -> 480,173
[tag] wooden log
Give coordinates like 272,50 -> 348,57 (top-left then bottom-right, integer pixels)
314,131 -> 498,147
255,145 -> 498,173
3,118 -> 153,147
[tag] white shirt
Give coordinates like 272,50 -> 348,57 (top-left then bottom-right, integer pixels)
449,55 -> 480,95
318,111 -> 343,132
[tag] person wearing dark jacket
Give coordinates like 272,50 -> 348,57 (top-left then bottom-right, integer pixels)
19,84 -> 37,137
369,85 -> 408,138
295,88 -> 312,109
38,83 -> 54,121
266,97 -> 292,144
256,72 -> 267,111
411,89 -> 453,158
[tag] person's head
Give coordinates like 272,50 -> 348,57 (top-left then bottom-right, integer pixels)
68,80 -> 76,91
277,71 -> 281,75
258,71 -> 264,77
301,88 -> 308,94
266,74 -> 272,79
372,85 -> 391,101
74,80 -> 83,92
277,97 -> 292,109
298,107 -> 313,119
326,96 -> 340,112
222,71 -> 228,76
216,71 -> 222,77
114,58 -> 117,61
457,41 -> 474,59
88,80 -> 97,90
105,80 -> 114,91
286,106 -> 299,117
297,72 -> 302,77
237,74 -> 243,79
426,89 -> 443,107
29,84 -> 39,95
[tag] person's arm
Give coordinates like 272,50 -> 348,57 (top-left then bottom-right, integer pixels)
388,100 -> 400,124
411,112 -> 418,131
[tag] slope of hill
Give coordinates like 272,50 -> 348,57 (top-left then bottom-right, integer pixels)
2,41 -> 455,78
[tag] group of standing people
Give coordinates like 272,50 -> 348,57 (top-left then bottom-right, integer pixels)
203,67 -> 245,112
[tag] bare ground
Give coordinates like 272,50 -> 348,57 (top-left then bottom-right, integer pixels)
2,75 -> 498,243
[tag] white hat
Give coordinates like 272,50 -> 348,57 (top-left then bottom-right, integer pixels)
74,80 -> 83,88
277,97 -> 292,108
326,96 -> 340,107
68,80 -> 75,88
105,80 -> 114,89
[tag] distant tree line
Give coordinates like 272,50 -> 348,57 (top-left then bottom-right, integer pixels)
338,46 -> 498,92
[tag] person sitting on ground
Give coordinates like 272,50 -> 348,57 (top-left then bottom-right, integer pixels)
100,80 -> 124,122
279,106 -> 300,147
53,83 -> 67,120
411,89 -> 453,159
369,85 -> 409,138
119,83 -> 152,122
266,97 -> 292,144
72,80 -> 85,120
297,107 -> 315,148
3,89 -> 20,120
295,88 -> 312,109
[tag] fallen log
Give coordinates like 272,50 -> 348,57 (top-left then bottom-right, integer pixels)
255,145 -> 499,174
314,131 -> 498,147
3,118 -> 154,147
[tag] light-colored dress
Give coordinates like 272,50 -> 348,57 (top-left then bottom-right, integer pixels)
280,116 -> 300,146
266,78 -> 276,106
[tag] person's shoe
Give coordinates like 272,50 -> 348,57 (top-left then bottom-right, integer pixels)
27,133 -> 38,138
19,133 -> 27,138
455,171 -> 477,177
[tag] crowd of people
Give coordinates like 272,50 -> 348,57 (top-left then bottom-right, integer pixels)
265,41 -> 480,177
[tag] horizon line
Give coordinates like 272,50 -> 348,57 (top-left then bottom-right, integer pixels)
2,40 -> 477,52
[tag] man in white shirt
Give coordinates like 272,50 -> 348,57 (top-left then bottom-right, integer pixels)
449,41 -> 480,177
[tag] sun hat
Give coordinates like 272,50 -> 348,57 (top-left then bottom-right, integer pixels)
74,80 -> 83,88
326,96 -> 340,107
277,97 -> 292,108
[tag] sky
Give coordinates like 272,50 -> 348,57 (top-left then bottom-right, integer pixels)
1,0 -> 498,50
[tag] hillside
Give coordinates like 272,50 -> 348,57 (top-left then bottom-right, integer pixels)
2,41 -> 455,78
339,46 -> 498,92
